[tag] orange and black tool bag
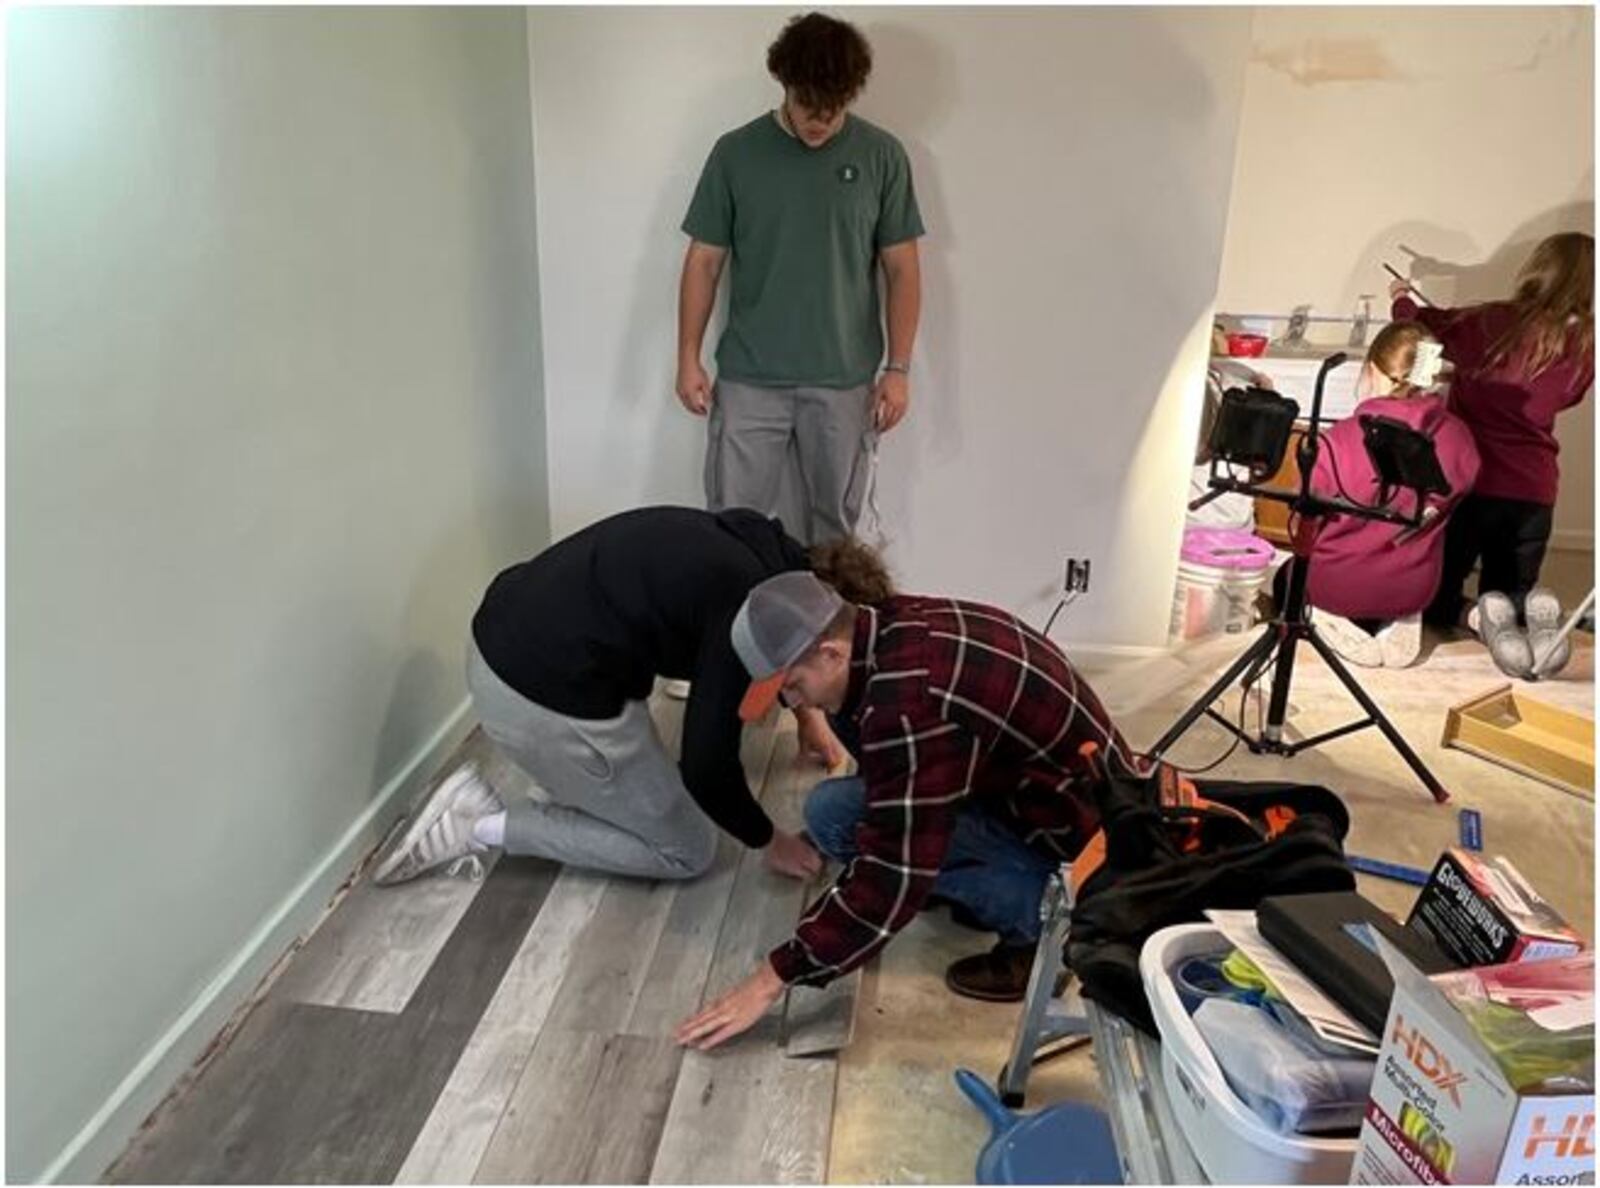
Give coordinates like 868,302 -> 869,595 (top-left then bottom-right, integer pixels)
1065,745 -> 1355,1035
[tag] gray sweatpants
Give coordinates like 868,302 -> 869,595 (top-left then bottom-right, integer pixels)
704,378 -> 877,547
465,642 -> 717,880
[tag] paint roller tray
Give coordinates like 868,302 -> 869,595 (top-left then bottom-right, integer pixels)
1441,684 -> 1594,798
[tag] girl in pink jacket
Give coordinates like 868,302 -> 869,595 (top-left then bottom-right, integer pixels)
1300,322 -> 1481,668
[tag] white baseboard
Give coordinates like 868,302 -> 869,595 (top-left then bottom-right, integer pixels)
1551,528 -> 1594,552
40,699 -> 475,1185
1061,641 -> 1170,665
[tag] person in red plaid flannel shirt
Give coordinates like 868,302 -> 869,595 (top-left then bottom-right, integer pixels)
676,571 -> 1132,1051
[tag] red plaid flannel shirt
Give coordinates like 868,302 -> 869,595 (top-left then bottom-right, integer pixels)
768,595 -> 1133,986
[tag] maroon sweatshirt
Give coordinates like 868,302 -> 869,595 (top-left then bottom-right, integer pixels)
1393,295 -> 1592,506
1306,393 -> 1481,620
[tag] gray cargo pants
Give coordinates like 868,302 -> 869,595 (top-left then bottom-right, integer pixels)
704,378 -> 878,547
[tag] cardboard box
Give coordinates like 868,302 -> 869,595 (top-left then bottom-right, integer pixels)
1351,946 -> 1593,1186
1407,850 -> 1583,968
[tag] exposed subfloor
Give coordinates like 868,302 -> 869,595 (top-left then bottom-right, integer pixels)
830,551 -> 1593,1182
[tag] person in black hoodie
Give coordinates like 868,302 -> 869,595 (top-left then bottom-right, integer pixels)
372,506 -> 892,886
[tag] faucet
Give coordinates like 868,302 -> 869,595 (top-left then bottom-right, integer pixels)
1278,304 -> 1312,351
1349,295 -> 1374,349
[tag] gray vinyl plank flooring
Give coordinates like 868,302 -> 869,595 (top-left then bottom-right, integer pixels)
619,831 -> 744,1037
648,1013 -> 837,1184
474,1029 -> 683,1185
272,727 -> 530,1013
398,710 -> 778,1182
701,731 -> 817,1001
393,867 -> 611,1185
107,858 -> 558,1184
537,875 -> 679,1034
111,999 -> 422,1185
649,732 -> 840,1184
540,708 -> 781,1039
106,710 -> 844,1187
623,712 -> 780,1036
270,863 -> 498,1013
394,857 -> 560,1031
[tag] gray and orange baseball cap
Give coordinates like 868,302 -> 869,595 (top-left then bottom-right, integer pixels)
731,571 -> 844,721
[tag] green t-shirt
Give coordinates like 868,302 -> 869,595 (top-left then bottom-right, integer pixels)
682,113 -> 925,389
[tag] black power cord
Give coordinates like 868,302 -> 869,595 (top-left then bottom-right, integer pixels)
1169,637 -> 1279,776
1041,592 -> 1080,639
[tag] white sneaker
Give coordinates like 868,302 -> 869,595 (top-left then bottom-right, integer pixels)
1478,592 -> 1535,680
662,679 -> 692,700
1377,614 -> 1423,668
1315,610 -> 1382,667
1525,587 -> 1573,677
372,765 -> 503,886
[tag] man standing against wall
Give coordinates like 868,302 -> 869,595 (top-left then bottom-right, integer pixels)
676,12 -> 924,546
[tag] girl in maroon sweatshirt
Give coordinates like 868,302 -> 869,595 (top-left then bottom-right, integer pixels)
1394,233 -> 1594,633
1301,322 -> 1481,668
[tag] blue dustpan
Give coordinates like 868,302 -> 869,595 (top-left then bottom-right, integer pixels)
955,1068 -> 1123,1185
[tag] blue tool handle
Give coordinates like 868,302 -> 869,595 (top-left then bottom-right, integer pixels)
954,1068 -> 1014,1135
1459,808 -> 1483,852
1348,855 -> 1431,886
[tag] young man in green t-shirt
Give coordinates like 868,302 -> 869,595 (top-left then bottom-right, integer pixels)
676,12 -> 924,546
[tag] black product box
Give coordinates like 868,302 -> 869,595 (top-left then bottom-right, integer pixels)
1258,890 -> 1455,1035
1405,848 -> 1583,967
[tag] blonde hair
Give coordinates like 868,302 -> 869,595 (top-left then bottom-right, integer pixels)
809,537 -> 895,605
1366,320 -> 1438,397
1486,232 -> 1595,378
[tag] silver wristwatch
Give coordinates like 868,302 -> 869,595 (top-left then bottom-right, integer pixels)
883,361 -> 911,375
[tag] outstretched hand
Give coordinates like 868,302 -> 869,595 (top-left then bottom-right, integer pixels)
675,962 -> 785,1050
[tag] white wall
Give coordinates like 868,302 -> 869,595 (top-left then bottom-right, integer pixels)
7,9 -> 547,1180
1216,6 -> 1595,547
527,7 -> 1255,648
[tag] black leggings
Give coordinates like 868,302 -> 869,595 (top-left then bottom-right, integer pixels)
1424,495 -> 1554,627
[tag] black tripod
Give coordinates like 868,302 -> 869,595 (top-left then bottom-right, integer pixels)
1151,354 -> 1452,804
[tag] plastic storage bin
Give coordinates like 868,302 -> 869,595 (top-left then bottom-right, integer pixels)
1139,923 -> 1361,1184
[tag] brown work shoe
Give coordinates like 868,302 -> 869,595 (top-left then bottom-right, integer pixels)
945,942 -> 1061,1003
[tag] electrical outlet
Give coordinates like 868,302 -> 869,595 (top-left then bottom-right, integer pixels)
1065,558 -> 1092,594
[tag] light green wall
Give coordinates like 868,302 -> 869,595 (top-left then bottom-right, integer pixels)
6,8 -> 548,1179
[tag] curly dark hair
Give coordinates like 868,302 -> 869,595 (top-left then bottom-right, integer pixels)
810,536 -> 895,605
766,12 -> 872,113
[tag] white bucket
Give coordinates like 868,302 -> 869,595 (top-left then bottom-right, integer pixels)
1169,561 -> 1268,641
1169,527 -> 1276,642
1170,542 -> 1281,642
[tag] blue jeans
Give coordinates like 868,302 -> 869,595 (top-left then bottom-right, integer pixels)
803,776 -> 1055,945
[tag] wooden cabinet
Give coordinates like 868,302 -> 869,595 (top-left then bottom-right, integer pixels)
1253,426 -> 1308,546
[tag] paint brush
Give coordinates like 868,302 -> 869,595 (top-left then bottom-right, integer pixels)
1384,262 -> 1434,307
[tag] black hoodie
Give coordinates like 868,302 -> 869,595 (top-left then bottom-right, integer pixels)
470,506 -> 809,848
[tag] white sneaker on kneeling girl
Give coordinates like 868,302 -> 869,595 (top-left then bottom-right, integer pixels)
1314,610 -> 1382,668
1377,613 -> 1423,668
